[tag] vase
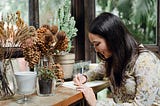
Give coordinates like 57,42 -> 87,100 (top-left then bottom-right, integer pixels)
0,60 -> 16,100
36,55 -> 56,96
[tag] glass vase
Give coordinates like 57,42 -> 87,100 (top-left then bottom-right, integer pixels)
37,77 -> 56,96
36,55 -> 56,96
36,55 -> 64,96
0,60 -> 16,100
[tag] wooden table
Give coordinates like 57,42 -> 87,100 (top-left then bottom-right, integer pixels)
0,80 -> 109,106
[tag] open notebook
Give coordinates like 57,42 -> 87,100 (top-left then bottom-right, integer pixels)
62,80 -> 108,89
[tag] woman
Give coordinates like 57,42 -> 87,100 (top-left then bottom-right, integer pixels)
73,12 -> 160,106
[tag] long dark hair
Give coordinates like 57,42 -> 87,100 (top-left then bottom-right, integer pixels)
89,12 -> 138,87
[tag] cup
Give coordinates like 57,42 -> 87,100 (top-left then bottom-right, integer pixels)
14,71 -> 37,95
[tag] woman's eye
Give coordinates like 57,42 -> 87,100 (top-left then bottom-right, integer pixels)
94,42 -> 100,47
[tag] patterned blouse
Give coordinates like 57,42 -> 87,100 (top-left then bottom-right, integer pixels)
84,51 -> 160,106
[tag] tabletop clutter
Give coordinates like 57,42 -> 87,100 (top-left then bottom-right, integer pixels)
0,10 -> 101,104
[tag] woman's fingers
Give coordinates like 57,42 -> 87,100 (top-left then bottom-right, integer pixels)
73,74 -> 82,85
73,73 -> 85,86
76,85 -> 97,106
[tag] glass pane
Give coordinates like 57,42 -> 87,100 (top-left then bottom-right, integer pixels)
96,0 -> 157,44
39,0 -> 63,26
0,0 -> 29,47
0,0 -> 29,24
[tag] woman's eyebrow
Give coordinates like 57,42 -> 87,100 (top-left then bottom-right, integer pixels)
92,40 -> 98,43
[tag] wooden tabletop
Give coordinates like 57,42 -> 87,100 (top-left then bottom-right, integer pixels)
0,80 -> 109,106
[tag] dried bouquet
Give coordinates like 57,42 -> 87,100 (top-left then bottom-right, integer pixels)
0,10 -> 70,99
21,24 -> 69,80
0,11 -> 36,100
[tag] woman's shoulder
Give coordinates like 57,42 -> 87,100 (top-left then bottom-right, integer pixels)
137,44 -> 160,62
137,50 -> 159,62
134,50 -> 160,71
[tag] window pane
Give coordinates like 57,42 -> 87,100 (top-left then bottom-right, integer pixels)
96,0 -> 157,44
0,0 -> 29,24
0,0 -> 29,47
39,0 -> 63,26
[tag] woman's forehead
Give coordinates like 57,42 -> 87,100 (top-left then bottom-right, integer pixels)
89,33 -> 104,40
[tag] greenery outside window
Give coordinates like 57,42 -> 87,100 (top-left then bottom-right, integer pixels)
39,0 -> 63,26
96,0 -> 157,45
0,0 -> 29,25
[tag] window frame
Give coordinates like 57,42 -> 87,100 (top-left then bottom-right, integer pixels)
9,0 -> 160,60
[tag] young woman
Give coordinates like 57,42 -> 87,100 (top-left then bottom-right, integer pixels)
73,12 -> 160,106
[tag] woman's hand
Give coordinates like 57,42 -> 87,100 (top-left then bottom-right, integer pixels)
73,73 -> 87,86
77,85 -> 97,106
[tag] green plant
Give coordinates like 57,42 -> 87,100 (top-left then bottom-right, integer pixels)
97,0 -> 156,44
57,0 -> 78,53
38,67 -> 56,80
37,61 -> 64,81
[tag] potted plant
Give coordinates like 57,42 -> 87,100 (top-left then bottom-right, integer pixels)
57,0 -> 78,53
54,0 -> 78,80
37,62 -> 63,96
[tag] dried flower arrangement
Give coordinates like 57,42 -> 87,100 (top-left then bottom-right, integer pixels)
0,11 -> 36,100
0,10 -> 69,99
21,24 -> 69,80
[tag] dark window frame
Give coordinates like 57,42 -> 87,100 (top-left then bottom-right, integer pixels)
73,0 -> 160,62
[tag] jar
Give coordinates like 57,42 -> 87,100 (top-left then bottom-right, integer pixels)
0,60 -> 16,100
36,55 -> 63,96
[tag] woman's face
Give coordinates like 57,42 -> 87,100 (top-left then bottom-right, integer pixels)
88,33 -> 112,59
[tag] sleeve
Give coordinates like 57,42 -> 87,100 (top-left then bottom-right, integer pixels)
96,52 -> 160,106
83,62 -> 106,81
133,52 -> 160,106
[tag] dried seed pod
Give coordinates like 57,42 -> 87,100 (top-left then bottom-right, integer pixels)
52,63 -> 64,79
54,31 -> 69,52
50,25 -> 58,35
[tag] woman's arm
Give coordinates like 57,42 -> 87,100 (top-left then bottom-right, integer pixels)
83,62 -> 106,81
73,62 -> 106,85
132,52 -> 160,106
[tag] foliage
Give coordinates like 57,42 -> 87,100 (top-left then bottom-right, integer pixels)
37,62 -> 64,80
96,0 -> 156,44
57,0 -> 78,53
0,0 -> 28,24
38,67 -> 55,80
39,0 -> 63,25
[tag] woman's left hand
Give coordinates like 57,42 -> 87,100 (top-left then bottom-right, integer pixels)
76,85 -> 97,106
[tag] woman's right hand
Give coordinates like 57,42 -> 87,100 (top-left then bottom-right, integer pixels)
73,73 -> 87,86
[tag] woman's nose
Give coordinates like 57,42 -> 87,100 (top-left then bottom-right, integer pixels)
94,47 -> 99,52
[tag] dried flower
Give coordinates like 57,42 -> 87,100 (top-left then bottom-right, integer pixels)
0,11 -> 36,99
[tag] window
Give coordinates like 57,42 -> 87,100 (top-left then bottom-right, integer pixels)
96,0 -> 157,45
39,0 -> 63,26
0,0 -> 29,24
